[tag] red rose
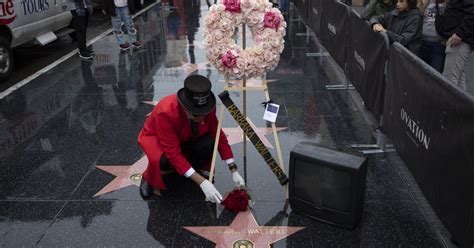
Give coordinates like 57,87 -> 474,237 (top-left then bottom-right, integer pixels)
223,0 -> 241,13
221,189 -> 250,212
263,12 -> 281,30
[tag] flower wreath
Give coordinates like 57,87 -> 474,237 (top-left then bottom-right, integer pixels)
203,0 -> 286,79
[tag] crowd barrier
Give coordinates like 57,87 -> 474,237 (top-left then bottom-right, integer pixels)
320,0 -> 349,70
347,9 -> 389,119
384,43 -> 474,247
294,0 -> 474,246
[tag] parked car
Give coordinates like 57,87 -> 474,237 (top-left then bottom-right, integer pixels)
0,0 -> 73,81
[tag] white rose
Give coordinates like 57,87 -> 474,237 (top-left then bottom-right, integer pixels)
219,18 -> 229,30
221,11 -> 232,19
262,42 -> 271,51
270,36 -> 280,47
214,30 -> 224,42
253,16 -> 262,26
241,0 -> 253,8
236,58 -> 245,70
254,46 -> 264,55
215,4 -> 225,12
264,51 -> 273,62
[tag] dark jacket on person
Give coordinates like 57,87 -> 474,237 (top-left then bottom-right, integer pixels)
361,0 -> 396,20
436,0 -> 474,47
370,8 -> 423,53
103,0 -> 136,16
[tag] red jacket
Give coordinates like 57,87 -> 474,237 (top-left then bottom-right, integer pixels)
138,94 -> 233,190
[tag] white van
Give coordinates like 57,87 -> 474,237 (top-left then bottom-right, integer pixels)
0,0 -> 73,81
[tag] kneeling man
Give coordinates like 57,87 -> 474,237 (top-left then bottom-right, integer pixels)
138,75 -> 245,203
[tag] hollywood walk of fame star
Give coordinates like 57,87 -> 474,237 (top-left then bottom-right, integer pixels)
183,210 -> 304,247
94,156 -> 155,197
223,118 -> 287,149
163,61 -> 213,76
220,78 -> 279,88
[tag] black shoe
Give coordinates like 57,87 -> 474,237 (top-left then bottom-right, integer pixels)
78,51 -> 94,60
132,41 -> 142,49
119,42 -> 131,51
139,178 -> 152,199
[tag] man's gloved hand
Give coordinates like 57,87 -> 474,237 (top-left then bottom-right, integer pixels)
199,180 -> 223,203
87,6 -> 93,15
232,171 -> 245,187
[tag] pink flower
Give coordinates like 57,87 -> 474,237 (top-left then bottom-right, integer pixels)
240,0 -> 254,10
224,0 -> 241,13
236,59 -> 245,70
221,50 -> 239,68
263,12 -> 281,30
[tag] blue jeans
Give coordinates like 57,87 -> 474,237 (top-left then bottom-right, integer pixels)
111,6 -> 137,45
279,0 -> 289,12
418,40 -> 446,73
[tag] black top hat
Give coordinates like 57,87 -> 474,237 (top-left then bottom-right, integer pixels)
177,75 -> 216,116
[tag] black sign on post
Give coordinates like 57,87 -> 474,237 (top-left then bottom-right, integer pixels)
347,9 -> 390,120
320,0 -> 350,69
218,91 -> 289,186
383,43 -> 474,247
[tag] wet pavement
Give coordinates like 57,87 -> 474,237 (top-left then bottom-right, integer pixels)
0,1 -> 448,247
0,12 -> 111,91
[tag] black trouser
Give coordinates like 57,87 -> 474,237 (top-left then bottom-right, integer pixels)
160,134 -> 215,174
70,10 -> 89,53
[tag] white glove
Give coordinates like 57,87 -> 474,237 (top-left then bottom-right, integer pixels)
199,180 -> 223,203
232,171 -> 245,187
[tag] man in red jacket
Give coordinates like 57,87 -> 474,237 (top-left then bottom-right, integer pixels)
138,75 -> 245,203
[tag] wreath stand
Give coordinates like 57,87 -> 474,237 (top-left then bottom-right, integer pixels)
208,24 -> 288,198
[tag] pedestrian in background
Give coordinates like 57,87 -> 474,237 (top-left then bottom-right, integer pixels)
67,0 -> 94,60
418,0 -> 447,73
104,0 -> 142,51
435,0 -> 474,91
370,0 -> 423,54
362,0 -> 397,20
